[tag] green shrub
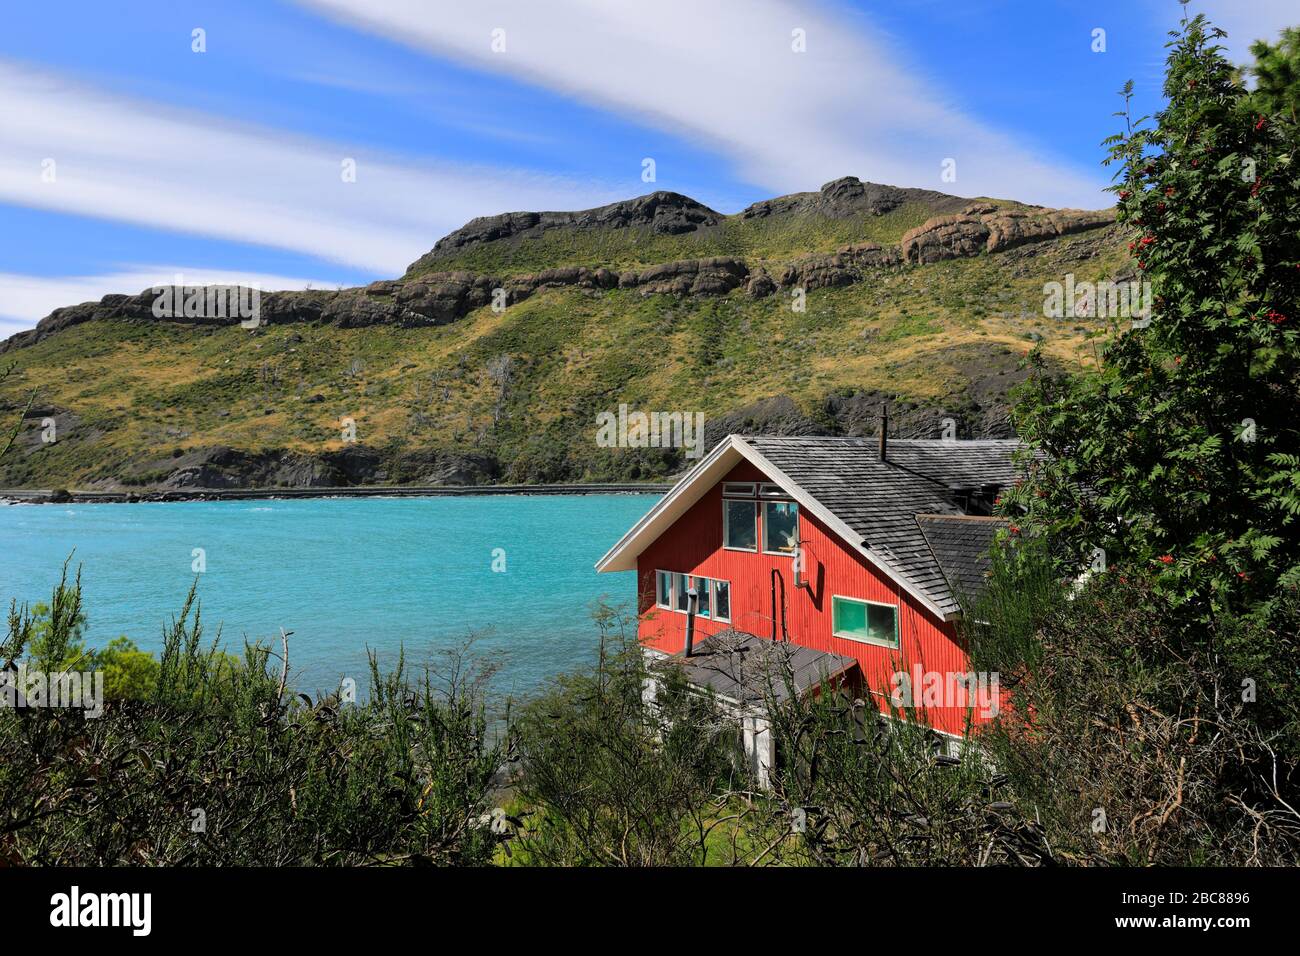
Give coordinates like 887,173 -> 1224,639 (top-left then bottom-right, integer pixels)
95,637 -> 160,701
1,573 -> 504,866
507,604 -> 743,866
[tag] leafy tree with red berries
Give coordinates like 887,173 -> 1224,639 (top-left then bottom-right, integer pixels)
1009,7 -> 1299,627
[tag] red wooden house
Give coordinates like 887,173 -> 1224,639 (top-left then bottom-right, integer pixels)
596,433 -> 1021,782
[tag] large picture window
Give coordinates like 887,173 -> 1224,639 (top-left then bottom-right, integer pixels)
832,596 -> 899,646
723,500 -> 758,551
763,501 -> 799,554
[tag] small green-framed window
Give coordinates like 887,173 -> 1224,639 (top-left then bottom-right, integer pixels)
832,596 -> 898,647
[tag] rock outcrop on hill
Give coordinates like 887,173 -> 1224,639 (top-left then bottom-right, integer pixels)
900,203 -> 1115,264
407,191 -> 723,273
739,176 -> 968,221
775,242 -> 904,293
2,179 -> 1115,355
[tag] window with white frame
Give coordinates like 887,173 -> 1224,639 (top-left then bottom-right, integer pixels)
831,595 -> 899,646
655,571 -> 731,622
713,580 -> 730,622
695,577 -> 711,618
655,570 -> 673,609
723,499 -> 758,551
763,500 -> 799,554
725,481 -> 800,553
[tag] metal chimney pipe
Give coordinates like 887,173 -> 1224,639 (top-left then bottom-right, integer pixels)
684,586 -> 698,657
878,404 -> 888,461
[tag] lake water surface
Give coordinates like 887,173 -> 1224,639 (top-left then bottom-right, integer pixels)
0,494 -> 656,698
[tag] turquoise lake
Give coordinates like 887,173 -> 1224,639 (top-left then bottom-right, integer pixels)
0,495 -> 656,700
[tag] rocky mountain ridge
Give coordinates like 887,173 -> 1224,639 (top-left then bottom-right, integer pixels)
2,178 -> 1114,355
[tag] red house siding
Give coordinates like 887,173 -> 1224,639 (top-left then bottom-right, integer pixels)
635,461 -> 992,737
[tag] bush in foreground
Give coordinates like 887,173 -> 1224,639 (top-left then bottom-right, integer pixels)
1,571 -> 502,866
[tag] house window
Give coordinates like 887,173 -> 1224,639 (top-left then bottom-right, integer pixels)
832,596 -> 899,647
713,580 -> 730,622
723,482 -> 757,498
694,577 -> 711,618
656,570 -> 673,609
724,499 -> 758,551
660,572 -> 731,622
763,501 -> 799,554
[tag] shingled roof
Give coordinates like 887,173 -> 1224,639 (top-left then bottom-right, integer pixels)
738,437 -> 1021,618
915,514 -> 1009,608
596,434 -> 1025,620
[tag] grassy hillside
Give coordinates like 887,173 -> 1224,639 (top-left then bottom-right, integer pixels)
0,204 -> 1125,489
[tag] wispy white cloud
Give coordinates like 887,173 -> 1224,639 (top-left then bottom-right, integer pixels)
0,60 -> 621,279
0,266 -> 339,327
1193,0 -> 1296,63
298,0 -> 1109,208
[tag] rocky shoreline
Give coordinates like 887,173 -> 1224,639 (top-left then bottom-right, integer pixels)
0,481 -> 673,505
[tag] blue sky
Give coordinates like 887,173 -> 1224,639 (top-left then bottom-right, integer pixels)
0,0 -> 1293,334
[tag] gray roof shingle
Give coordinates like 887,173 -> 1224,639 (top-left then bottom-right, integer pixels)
915,514 -> 1009,608
738,435 -> 1022,617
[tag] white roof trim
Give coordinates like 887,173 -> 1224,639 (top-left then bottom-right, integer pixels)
595,435 -> 958,622
594,436 -> 744,572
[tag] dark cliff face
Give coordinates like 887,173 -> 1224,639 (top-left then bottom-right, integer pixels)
118,444 -> 501,490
